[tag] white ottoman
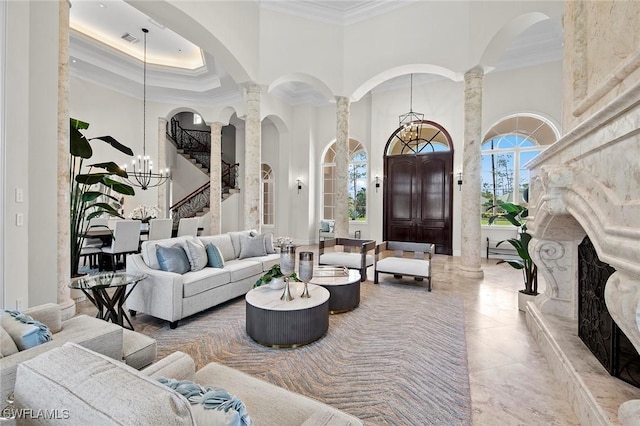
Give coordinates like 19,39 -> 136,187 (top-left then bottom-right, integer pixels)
122,329 -> 157,370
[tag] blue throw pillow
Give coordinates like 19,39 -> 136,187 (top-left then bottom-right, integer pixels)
157,377 -> 251,426
156,245 -> 191,274
320,221 -> 330,232
206,243 -> 225,268
1,310 -> 52,351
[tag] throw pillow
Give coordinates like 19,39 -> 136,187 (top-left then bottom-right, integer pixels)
320,220 -> 330,232
328,220 -> 335,232
206,244 -> 225,268
263,233 -> 276,254
157,377 -> 251,426
156,245 -> 191,274
184,238 -> 208,272
1,310 -> 52,351
238,234 -> 267,259
0,324 -> 19,356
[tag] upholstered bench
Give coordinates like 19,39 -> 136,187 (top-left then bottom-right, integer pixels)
319,238 -> 376,282
374,241 -> 435,291
122,328 -> 157,370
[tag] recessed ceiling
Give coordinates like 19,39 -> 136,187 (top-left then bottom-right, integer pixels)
69,0 -> 563,108
260,0 -> 417,25
70,0 -> 203,70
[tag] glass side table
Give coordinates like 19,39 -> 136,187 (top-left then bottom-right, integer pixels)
69,272 -> 146,330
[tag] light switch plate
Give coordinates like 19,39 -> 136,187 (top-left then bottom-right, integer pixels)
16,213 -> 24,226
16,188 -> 24,203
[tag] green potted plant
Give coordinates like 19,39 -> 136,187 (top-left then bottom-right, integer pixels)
70,118 -> 135,277
487,200 -> 538,307
254,264 -> 300,289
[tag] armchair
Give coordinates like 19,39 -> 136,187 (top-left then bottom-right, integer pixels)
374,241 -> 435,291
318,238 -> 376,282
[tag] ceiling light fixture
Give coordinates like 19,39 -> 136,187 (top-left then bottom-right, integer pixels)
398,74 -> 424,142
121,28 -> 170,191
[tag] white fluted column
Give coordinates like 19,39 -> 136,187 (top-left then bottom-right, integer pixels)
335,96 -> 350,238
244,84 -> 261,232
157,117 -> 168,215
209,122 -> 223,235
459,66 -> 484,278
57,0 -> 75,319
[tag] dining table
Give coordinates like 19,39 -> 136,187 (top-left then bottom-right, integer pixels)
83,224 -> 204,245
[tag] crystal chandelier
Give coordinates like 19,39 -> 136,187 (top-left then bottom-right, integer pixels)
398,74 -> 424,142
121,28 -> 170,190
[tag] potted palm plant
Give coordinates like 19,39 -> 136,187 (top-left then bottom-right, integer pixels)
70,118 -> 135,277
487,200 -> 538,310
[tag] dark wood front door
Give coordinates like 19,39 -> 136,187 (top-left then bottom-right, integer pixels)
383,153 -> 453,254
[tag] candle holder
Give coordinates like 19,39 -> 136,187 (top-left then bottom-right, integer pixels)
280,244 -> 296,301
299,251 -> 313,298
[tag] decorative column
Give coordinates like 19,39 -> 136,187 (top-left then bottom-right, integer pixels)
209,122 -> 223,235
57,0 -> 75,319
334,96 -> 350,238
244,84 -> 261,232
459,66 -> 484,278
157,117 -> 169,215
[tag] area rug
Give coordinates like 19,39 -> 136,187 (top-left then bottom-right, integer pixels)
144,281 -> 472,425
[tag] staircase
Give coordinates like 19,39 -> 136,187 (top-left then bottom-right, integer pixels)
168,118 -> 239,225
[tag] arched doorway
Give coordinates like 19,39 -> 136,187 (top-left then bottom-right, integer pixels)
383,120 -> 453,255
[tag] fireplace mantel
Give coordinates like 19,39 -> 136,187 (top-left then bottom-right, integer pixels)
526,78 -> 640,425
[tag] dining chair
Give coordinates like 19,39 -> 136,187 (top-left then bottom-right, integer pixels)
148,218 -> 173,241
84,218 -> 110,249
79,246 -> 102,269
100,220 -> 141,271
177,217 -> 199,237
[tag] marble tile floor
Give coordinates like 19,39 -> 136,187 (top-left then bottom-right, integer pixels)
432,255 -> 580,425
77,251 -> 581,425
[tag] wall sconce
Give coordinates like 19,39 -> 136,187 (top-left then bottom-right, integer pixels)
374,176 -> 381,193
457,171 -> 463,191
296,178 -> 302,194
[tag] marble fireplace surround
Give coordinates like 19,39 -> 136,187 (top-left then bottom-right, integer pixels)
526,79 -> 640,425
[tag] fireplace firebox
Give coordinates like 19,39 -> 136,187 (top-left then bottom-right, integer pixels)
578,236 -> 640,387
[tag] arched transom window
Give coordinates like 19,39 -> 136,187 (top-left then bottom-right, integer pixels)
322,139 -> 367,221
261,164 -> 274,226
387,121 -> 451,155
481,114 -> 559,222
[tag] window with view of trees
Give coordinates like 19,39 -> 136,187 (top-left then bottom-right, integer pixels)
261,164 -> 274,226
322,140 -> 367,221
481,114 -> 559,223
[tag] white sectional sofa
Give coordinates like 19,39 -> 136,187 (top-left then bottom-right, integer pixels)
126,231 -> 279,328
12,342 -> 362,425
0,304 -> 124,405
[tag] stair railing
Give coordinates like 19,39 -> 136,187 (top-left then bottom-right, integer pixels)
222,160 -> 239,192
170,118 -> 211,171
170,182 -> 210,225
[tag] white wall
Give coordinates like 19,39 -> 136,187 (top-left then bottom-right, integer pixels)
483,61 -> 562,132
3,1 -> 62,309
171,154 -> 209,203
0,0 -> 6,308
28,1 -> 60,307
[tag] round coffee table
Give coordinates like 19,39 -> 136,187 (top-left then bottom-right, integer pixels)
245,282 -> 329,348
310,269 -> 361,314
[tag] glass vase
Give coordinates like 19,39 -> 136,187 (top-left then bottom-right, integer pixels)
299,251 -> 313,298
280,244 -> 296,301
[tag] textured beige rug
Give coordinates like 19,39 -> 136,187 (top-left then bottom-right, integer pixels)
137,281 -> 472,425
